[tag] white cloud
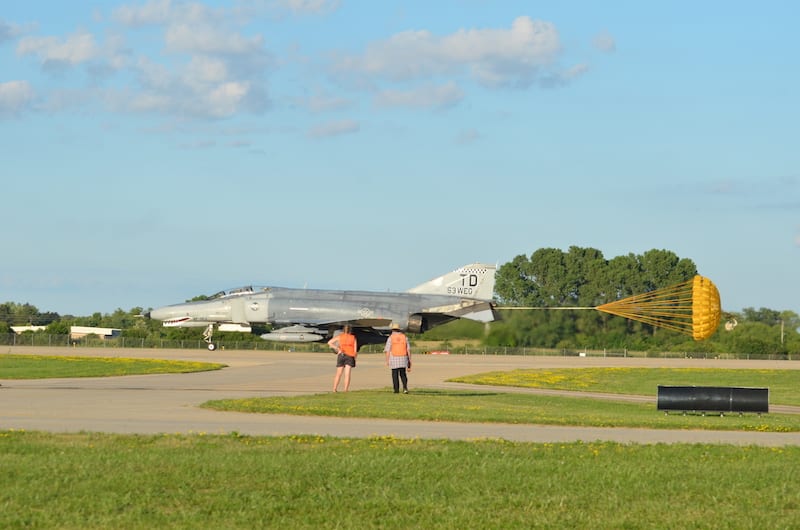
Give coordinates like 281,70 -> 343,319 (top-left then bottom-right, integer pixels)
593,31 -> 616,53
126,90 -> 171,113
123,54 -> 263,118
16,28 -> 129,83
113,0 -> 169,25
165,23 -> 264,55
183,55 -> 229,86
124,59 -> 268,119
133,55 -> 170,90
0,18 -> 26,43
112,0 -> 340,25
17,30 -> 99,67
101,0 -> 272,118
113,0 -> 211,26
374,82 -> 463,109
205,81 -> 251,118
309,119 -> 359,138
294,91 -> 351,112
0,80 -> 34,116
275,0 -> 341,15
539,62 -> 589,88
334,16 -> 567,88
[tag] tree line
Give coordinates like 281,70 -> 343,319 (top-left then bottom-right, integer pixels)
2,247 -> 798,355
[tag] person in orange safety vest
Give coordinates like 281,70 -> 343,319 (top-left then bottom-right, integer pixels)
328,324 -> 357,392
384,322 -> 411,394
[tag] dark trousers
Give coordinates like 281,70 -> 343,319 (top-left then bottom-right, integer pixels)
391,368 -> 408,393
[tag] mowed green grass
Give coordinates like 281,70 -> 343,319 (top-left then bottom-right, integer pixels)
3,357 -> 800,527
204,368 -> 800,432
2,431 -> 799,529
204,388 -> 800,432
0,354 -> 225,378
450,367 -> 800,405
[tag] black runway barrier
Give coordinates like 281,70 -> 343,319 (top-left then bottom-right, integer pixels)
657,385 -> 769,414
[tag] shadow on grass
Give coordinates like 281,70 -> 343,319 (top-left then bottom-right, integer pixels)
401,389 -> 501,398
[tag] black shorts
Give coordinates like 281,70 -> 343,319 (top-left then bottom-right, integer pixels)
336,353 -> 356,368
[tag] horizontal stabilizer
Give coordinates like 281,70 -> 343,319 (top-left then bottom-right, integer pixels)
461,307 -> 496,323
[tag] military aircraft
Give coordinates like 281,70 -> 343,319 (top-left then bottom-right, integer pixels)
148,263 -> 497,350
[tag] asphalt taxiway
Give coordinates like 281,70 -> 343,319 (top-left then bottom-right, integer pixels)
3,346 -> 800,446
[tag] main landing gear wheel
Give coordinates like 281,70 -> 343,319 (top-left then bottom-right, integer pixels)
207,343 -> 217,351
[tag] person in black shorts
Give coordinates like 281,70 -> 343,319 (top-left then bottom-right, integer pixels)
328,325 -> 357,392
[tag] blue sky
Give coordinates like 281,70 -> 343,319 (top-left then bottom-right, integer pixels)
1,0 -> 798,317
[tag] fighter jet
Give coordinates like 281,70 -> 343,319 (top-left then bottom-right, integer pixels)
148,263 -> 497,350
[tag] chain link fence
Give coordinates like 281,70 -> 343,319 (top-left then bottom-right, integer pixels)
0,333 -> 793,360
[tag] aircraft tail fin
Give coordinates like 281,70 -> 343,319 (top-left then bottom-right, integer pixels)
407,263 -> 496,301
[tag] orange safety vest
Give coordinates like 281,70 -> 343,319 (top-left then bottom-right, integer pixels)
339,333 -> 357,356
390,332 -> 408,356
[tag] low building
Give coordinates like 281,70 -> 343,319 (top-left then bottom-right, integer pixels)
10,325 -> 47,334
69,326 -> 121,340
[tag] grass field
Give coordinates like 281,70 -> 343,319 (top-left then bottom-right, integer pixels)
0,354 -> 225,378
2,431 -> 799,529
3,354 -> 800,528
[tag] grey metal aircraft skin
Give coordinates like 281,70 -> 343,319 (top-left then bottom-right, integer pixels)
148,263 -> 497,350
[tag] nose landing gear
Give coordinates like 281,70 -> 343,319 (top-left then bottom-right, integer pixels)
203,324 -> 217,351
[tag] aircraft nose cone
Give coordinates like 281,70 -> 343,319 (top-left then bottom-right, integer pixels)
148,306 -> 174,321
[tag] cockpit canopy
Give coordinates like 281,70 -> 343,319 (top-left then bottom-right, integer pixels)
209,286 -> 270,299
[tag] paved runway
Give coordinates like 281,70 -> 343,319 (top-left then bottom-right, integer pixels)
3,346 -> 800,446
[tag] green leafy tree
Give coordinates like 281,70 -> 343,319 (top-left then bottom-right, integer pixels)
742,307 -> 782,325
639,249 -> 696,291
0,302 -> 60,327
45,321 -> 70,335
494,254 -> 539,306
713,308 -> 800,357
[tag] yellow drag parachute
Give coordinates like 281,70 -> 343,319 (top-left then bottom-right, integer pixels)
595,275 -> 721,340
